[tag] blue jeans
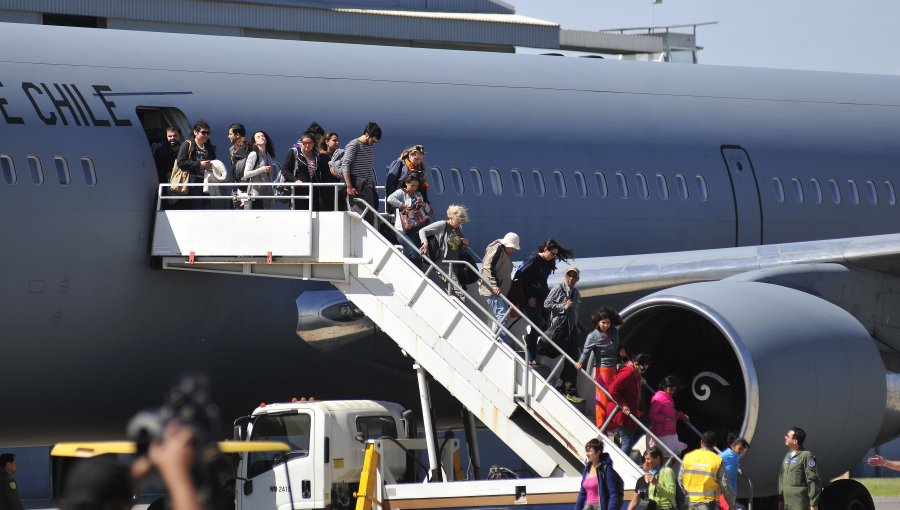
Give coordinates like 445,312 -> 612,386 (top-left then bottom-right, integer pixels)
486,295 -> 513,346
397,230 -> 422,266
619,426 -> 644,456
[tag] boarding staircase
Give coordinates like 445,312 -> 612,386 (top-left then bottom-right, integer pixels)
152,184 -> 647,485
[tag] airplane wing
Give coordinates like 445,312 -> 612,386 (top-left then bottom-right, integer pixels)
554,232 -> 900,298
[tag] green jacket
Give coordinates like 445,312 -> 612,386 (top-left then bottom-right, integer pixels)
0,471 -> 24,510
649,465 -> 677,509
778,449 -> 821,509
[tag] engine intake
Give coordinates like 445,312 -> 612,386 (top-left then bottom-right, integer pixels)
620,281 -> 886,497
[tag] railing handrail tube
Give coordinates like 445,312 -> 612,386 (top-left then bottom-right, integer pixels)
154,184 -> 684,472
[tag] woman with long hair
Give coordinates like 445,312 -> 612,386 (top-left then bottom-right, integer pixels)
242,130 -> 277,209
318,131 -> 342,211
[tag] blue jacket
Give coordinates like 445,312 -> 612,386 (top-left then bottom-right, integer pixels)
575,453 -> 623,510
720,448 -> 740,492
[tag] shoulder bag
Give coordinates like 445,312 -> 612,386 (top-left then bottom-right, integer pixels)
400,202 -> 431,232
169,140 -> 193,195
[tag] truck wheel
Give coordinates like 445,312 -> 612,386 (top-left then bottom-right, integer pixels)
820,479 -> 874,510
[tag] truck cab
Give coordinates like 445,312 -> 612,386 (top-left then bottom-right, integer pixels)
234,400 -> 407,510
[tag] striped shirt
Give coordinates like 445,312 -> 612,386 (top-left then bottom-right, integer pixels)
341,138 -> 376,184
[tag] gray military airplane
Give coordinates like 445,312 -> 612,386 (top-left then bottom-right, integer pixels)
2,21 -> 900,508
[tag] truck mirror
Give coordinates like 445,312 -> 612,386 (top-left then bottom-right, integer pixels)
243,479 -> 253,496
354,434 -> 365,443
233,416 -> 251,440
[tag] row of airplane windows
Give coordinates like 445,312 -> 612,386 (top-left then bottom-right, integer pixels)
772,177 -> 897,206
427,167 -> 711,201
0,154 -> 97,187
1,154 -> 894,208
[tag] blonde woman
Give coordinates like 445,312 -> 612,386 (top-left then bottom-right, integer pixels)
418,204 -> 470,293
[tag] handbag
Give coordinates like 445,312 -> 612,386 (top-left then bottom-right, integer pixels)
169,140 -> 193,195
400,204 -> 431,232
536,316 -> 567,356
454,249 -> 480,286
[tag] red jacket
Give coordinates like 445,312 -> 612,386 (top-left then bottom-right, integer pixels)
607,362 -> 643,430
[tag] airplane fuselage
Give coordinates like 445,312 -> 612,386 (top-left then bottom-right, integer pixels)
2,23 -> 900,446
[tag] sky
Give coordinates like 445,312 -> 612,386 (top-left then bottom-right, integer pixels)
511,0 -> 900,75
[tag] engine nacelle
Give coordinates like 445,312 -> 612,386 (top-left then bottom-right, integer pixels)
620,280 -> 887,497
296,290 -> 374,351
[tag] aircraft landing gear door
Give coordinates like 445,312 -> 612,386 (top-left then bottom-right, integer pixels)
238,411 -> 316,510
721,146 -> 763,246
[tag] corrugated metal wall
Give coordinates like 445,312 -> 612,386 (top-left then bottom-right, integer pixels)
0,0 -> 552,49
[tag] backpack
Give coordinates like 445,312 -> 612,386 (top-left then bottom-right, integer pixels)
232,144 -> 253,182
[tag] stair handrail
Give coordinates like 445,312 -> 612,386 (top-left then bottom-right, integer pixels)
154,183 -> 687,472
345,197 -> 681,464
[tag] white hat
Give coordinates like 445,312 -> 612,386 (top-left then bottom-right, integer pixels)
501,232 -> 520,250
209,160 -> 228,182
565,265 -> 580,276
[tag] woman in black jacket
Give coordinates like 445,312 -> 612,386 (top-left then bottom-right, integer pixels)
280,131 -> 328,211
174,119 -> 216,209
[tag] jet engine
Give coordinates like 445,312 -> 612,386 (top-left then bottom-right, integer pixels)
296,290 -> 375,351
620,280 -> 897,499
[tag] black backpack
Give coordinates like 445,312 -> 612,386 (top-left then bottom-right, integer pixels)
232,144 -> 253,181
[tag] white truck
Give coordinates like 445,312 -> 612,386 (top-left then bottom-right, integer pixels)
232,399 -> 580,510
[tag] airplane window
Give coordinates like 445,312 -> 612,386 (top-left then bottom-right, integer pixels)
511,168 -> 525,196
636,172 -> 649,199
675,173 -> 689,200
469,168 -> 484,196
655,173 -> 669,200
772,178 -> 785,203
810,178 -> 823,204
885,180 -> 896,206
488,168 -> 503,196
615,172 -> 629,199
81,158 -> 97,186
55,156 -> 71,186
574,171 -> 587,198
790,178 -> 804,203
594,172 -> 608,198
532,170 -> 546,197
0,155 -> 15,185
847,179 -> 860,205
429,167 -> 444,195
450,167 -> 464,195
27,155 -> 43,185
828,179 -> 841,204
553,170 -> 567,197
865,180 -> 878,205
695,174 -> 709,201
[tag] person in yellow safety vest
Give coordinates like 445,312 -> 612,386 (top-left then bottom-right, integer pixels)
679,431 -> 734,510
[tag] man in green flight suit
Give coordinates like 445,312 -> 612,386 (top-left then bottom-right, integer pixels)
778,427 -> 821,510
0,453 -> 24,510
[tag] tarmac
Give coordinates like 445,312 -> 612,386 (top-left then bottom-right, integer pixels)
21,498 -> 900,509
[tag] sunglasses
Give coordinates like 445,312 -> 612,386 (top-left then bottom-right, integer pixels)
198,130 -> 210,135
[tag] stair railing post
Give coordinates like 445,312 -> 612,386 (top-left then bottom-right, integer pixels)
414,362 -> 442,482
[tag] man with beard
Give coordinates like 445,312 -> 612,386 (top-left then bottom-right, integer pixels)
152,126 -> 182,209
152,126 -> 182,183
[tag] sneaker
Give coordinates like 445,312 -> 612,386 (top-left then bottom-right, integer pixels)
566,393 -> 584,404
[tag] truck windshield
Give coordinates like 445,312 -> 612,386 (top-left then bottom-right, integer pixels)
247,413 -> 312,478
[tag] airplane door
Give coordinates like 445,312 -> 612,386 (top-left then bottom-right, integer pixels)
721,146 -> 763,246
